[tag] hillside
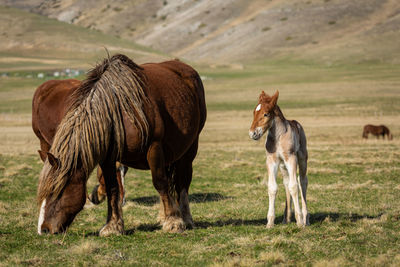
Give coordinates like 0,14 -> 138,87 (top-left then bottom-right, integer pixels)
1,0 -> 400,65
0,5 -> 166,71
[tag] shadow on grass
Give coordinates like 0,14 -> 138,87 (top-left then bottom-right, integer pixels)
309,212 -> 384,224
194,212 -> 384,229
85,212 -> 384,236
128,192 -> 228,206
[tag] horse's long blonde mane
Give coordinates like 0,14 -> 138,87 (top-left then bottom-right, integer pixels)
38,54 -> 149,203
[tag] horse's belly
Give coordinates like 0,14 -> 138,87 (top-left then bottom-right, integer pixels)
162,105 -> 200,162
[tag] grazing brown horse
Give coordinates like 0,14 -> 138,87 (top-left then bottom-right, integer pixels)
36,54 -> 206,236
249,91 -> 309,228
32,79 -> 126,205
362,124 -> 393,140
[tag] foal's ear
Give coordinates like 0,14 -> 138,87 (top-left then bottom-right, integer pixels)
259,90 -> 267,101
271,90 -> 279,106
47,152 -> 59,168
38,150 -> 47,162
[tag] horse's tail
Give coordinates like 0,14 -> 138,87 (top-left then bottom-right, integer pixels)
166,164 -> 178,202
193,71 -> 207,132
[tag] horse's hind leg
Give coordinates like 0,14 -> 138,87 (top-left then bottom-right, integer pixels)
148,142 -> 185,233
174,139 -> 199,229
116,163 -> 128,206
280,162 -> 292,224
298,155 -> 309,226
89,163 -> 127,206
286,156 -> 304,227
89,167 -> 107,204
99,161 -> 124,236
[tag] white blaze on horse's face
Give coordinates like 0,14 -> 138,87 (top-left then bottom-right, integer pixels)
37,199 -> 46,235
37,159 -> 87,235
249,102 -> 271,140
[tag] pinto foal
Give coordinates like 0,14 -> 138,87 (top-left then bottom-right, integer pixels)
249,91 -> 309,227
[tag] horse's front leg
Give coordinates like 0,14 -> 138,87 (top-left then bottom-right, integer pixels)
148,142 -> 185,233
266,155 -> 279,228
99,161 -> 124,236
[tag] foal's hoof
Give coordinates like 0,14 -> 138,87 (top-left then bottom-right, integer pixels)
304,214 -> 310,226
266,223 -> 275,229
89,185 -> 105,205
295,216 -> 305,228
99,221 -> 124,237
162,216 -> 186,233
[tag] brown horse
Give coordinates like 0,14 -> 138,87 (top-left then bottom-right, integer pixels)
249,91 -> 309,227
36,54 -> 206,236
32,79 -> 126,205
362,124 -> 393,140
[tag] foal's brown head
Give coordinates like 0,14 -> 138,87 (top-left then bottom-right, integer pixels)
249,90 -> 279,140
37,152 -> 86,235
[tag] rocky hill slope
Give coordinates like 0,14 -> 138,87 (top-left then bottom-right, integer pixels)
1,0 -> 400,64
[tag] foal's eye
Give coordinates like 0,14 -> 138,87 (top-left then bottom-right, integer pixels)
264,113 -> 270,117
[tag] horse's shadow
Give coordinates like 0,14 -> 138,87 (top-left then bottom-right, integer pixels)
122,212 -> 384,235
128,192 -> 228,206
85,192 -> 384,236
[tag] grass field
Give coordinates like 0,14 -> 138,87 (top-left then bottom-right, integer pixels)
0,60 -> 400,266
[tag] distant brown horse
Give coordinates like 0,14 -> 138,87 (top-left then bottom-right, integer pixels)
362,124 -> 393,140
249,91 -> 309,228
32,79 -> 126,205
36,54 -> 206,236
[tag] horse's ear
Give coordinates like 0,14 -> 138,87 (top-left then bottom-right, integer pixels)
259,91 -> 266,101
47,152 -> 59,168
38,150 -> 47,162
271,90 -> 279,106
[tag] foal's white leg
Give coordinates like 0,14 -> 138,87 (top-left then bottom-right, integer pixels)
298,157 -> 309,225
280,163 -> 292,224
286,156 -> 304,227
266,156 -> 279,228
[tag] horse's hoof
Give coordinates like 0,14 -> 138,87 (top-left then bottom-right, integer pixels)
296,218 -> 305,228
304,213 -> 310,226
157,212 -> 166,225
183,217 -> 194,229
99,220 -> 124,237
89,185 -> 105,205
266,223 -> 274,229
162,216 -> 186,233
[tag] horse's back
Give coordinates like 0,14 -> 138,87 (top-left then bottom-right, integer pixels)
32,79 -> 80,144
142,60 -> 206,133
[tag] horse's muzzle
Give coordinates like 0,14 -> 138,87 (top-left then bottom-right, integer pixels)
249,128 -> 263,140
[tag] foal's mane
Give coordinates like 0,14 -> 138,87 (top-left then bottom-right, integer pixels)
38,54 -> 149,203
